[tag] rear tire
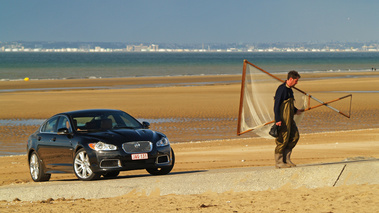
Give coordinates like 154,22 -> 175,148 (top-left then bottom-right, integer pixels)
73,148 -> 100,181
29,152 -> 51,182
146,148 -> 175,175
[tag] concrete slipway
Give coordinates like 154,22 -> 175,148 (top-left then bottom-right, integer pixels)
0,159 -> 378,202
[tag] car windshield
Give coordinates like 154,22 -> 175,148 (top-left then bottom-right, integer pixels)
71,111 -> 142,132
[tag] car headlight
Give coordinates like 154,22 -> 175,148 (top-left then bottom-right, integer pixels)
156,137 -> 170,147
88,142 -> 117,151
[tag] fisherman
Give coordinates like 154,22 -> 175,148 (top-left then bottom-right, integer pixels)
274,70 -> 303,168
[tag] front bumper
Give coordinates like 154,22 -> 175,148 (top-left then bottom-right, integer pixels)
88,145 -> 173,173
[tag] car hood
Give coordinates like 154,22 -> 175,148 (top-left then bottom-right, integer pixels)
82,129 -> 163,144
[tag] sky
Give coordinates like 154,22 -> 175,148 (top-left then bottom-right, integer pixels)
1,0 -> 378,44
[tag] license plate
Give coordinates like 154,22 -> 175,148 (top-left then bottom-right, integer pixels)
131,153 -> 148,160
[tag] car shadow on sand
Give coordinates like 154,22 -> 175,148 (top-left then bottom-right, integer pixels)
117,170 -> 208,179
50,170 -> 208,183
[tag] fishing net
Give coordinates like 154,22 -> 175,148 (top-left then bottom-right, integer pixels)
237,60 -> 308,138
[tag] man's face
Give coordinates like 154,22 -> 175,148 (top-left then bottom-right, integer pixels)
287,77 -> 299,87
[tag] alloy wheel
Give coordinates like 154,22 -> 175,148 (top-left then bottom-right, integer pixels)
29,153 -> 39,180
29,152 -> 50,182
74,150 -> 93,179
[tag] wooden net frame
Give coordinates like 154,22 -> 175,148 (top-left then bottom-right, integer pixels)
237,60 -> 352,136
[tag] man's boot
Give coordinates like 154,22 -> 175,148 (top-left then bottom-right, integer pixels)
284,149 -> 296,167
275,153 -> 290,169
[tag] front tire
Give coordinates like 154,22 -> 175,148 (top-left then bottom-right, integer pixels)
73,148 -> 100,181
146,148 -> 175,175
29,152 -> 51,182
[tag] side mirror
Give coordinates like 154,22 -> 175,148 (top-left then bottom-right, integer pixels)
57,128 -> 70,135
142,121 -> 150,129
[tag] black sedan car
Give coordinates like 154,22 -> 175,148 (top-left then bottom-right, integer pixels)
27,109 -> 174,181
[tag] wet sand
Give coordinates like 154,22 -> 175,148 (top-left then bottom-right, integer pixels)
1,72 -> 379,212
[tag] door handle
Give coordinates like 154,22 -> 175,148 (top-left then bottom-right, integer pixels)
51,137 -> 56,142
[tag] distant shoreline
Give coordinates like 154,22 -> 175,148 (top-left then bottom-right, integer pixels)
1,69 -> 379,82
1,72 -> 379,93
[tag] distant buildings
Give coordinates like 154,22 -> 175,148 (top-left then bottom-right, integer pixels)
126,44 -> 159,52
0,41 -> 378,53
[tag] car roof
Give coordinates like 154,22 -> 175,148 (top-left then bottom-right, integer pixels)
56,109 -> 124,117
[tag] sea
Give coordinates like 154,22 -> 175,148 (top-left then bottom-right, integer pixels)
1,51 -> 379,156
1,52 -> 379,80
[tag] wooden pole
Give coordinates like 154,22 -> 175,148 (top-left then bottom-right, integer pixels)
302,94 -> 352,118
237,60 -> 248,135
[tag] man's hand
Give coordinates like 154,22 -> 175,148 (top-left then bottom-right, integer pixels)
296,109 -> 304,115
276,121 -> 282,126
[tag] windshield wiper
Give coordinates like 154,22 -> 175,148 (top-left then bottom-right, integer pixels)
113,126 -> 136,129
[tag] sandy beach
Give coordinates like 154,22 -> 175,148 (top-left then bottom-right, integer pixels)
1,72 -> 379,212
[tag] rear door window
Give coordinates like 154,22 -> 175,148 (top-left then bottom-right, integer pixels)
41,116 -> 59,133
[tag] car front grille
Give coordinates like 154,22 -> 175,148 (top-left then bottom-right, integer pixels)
122,141 -> 153,153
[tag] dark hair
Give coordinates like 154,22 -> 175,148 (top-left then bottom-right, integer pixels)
287,70 -> 301,80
